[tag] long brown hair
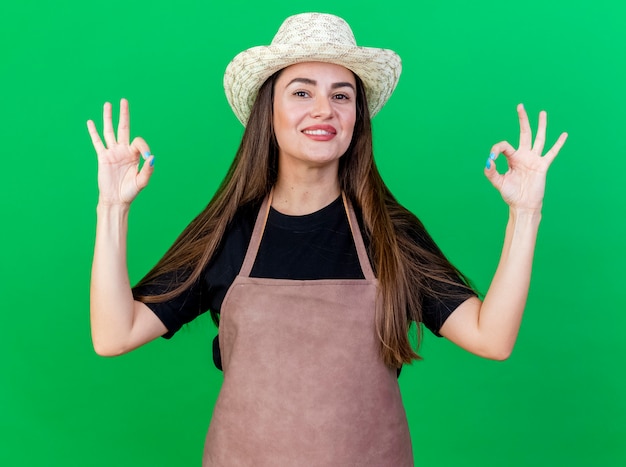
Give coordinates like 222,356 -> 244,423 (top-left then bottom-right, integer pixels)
135,70 -> 474,368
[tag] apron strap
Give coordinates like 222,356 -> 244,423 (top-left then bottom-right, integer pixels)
342,193 -> 375,281
239,190 -> 376,281
239,190 -> 273,277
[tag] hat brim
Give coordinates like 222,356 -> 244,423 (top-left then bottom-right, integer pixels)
224,43 -> 402,125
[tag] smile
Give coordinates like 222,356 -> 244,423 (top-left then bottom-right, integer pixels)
302,129 -> 335,136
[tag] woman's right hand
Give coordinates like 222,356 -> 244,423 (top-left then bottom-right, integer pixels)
87,98 -> 154,206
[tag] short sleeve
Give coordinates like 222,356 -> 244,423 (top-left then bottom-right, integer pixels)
131,201 -> 259,339
421,282 -> 473,337
404,216 -> 476,337
133,272 -> 211,339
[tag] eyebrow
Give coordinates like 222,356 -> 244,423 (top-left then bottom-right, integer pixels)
286,77 -> 355,91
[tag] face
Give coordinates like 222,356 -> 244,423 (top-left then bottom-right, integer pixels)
272,62 -> 357,171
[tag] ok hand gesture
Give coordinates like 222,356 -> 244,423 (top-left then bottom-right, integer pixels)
485,104 -> 568,212
87,99 -> 155,206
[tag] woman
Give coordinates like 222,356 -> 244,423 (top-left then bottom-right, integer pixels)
87,12 -> 567,466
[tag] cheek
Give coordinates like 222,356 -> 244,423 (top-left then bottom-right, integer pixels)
273,99 -> 298,133
343,112 -> 357,140
272,103 -> 289,143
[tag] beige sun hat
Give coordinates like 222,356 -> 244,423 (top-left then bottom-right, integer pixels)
224,12 -> 402,126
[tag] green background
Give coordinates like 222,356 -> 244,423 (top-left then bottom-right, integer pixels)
1,0 -> 624,465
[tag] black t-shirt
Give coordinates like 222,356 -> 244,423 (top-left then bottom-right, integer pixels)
133,197 -> 471,369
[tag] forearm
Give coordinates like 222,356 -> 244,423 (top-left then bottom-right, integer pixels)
477,207 -> 542,357
90,202 -> 137,355
440,207 -> 543,359
441,104 -> 566,359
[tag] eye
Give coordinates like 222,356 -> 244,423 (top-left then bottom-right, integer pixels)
333,93 -> 351,101
293,90 -> 310,98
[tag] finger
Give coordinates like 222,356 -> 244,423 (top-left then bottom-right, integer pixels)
117,98 -> 130,145
136,154 -> 155,191
86,120 -> 105,154
542,132 -> 568,166
484,153 -> 504,191
533,110 -> 547,154
102,102 -> 116,147
484,142 -> 513,190
489,141 -> 516,161
130,136 -> 151,161
517,103 -> 532,150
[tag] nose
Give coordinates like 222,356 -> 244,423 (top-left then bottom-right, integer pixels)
310,96 -> 333,119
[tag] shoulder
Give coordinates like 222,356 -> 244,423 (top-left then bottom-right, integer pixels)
231,199 -> 262,230
212,198 -> 263,258
382,199 -> 439,252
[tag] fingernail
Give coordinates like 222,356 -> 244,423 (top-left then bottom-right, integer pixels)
489,152 -> 496,160
142,151 -> 151,160
149,156 -> 155,167
486,158 -> 491,169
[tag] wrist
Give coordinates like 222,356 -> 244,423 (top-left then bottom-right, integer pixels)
509,206 -> 542,226
97,199 -> 131,214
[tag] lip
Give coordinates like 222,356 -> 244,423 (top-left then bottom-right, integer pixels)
301,125 -> 337,141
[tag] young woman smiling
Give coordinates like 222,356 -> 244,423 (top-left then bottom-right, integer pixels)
88,12 -> 567,466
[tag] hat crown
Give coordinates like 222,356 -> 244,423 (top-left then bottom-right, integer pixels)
271,13 -> 357,47
224,13 -> 401,125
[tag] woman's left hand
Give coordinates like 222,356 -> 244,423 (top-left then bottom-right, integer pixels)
485,104 -> 568,211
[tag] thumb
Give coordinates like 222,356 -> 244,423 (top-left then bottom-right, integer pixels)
136,153 -> 155,191
484,151 -> 503,190
130,136 -> 154,191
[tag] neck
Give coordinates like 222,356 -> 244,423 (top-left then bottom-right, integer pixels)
272,164 -> 341,216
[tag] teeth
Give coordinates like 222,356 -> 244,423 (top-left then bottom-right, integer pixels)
303,129 -> 332,135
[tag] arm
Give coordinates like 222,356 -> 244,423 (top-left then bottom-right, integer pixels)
88,99 -> 167,356
439,104 -> 568,360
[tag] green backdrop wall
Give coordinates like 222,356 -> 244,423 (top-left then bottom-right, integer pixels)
1,0 -> 624,465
